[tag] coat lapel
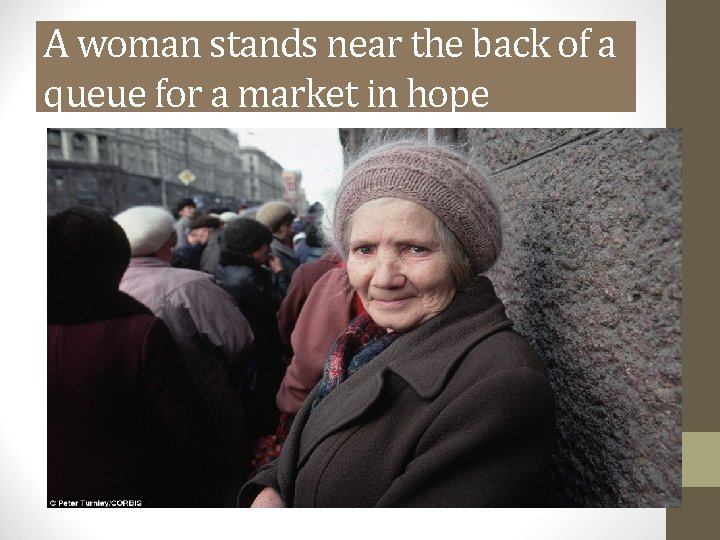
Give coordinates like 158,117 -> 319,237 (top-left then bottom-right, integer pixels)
275,356 -> 394,504
295,344 -> 397,467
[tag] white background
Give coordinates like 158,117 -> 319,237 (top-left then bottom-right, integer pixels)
2,1 -> 666,538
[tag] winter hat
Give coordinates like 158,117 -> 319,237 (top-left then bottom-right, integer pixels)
219,211 -> 240,224
114,206 -> 174,257
189,214 -> 223,230
333,141 -> 502,273
223,218 -> 273,256
49,206 -> 131,294
256,200 -> 296,232
175,198 -> 196,214
305,223 -> 324,248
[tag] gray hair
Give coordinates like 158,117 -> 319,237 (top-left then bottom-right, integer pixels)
434,216 -> 475,289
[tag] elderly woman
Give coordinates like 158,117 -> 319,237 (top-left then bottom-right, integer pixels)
238,141 -> 556,507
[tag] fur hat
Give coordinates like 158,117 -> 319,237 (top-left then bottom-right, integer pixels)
333,141 -> 502,273
175,198 -> 196,214
223,218 -> 273,256
189,214 -> 223,230
256,200 -> 296,231
114,206 -> 174,257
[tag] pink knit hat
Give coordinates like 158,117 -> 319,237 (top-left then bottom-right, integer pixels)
333,141 -> 502,273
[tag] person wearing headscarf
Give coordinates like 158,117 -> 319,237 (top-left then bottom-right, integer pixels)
239,141 -> 556,507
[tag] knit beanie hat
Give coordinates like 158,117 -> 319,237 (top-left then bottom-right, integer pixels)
256,200 -> 296,231
114,206 -> 174,257
334,141 -> 502,274
223,218 -> 273,255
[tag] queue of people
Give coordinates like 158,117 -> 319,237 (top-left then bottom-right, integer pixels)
47,140 -> 556,508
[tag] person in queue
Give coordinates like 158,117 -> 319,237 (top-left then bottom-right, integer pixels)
173,198 -> 197,250
238,140 -> 556,507
48,207 -> 222,506
214,218 -> 289,443
114,205 -> 255,505
172,213 -> 223,271
275,263 -> 363,419
255,200 -> 299,283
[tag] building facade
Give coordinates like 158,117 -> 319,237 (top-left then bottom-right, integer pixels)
281,169 -> 308,215
237,147 -> 285,206
47,128 -> 285,215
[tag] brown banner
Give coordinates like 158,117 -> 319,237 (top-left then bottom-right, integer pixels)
36,21 -> 635,113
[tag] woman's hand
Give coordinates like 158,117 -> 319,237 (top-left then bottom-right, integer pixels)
250,487 -> 285,508
268,254 -> 283,275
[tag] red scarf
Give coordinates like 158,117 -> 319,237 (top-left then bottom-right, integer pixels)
311,313 -> 400,409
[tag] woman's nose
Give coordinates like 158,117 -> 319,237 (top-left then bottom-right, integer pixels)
370,253 -> 406,288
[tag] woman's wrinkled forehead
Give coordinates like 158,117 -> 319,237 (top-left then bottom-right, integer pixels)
348,197 -> 440,240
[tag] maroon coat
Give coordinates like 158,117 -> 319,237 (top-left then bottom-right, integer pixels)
48,291 -> 222,506
276,267 -> 355,415
276,249 -> 343,352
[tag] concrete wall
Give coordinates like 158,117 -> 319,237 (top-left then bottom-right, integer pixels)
463,129 -> 682,507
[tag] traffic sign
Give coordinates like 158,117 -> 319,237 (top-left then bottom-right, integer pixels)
178,169 -> 196,185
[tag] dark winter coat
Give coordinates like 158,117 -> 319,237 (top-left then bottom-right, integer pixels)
238,277 -> 556,507
215,253 -> 290,438
120,256 -> 255,501
48,290 -> 224,506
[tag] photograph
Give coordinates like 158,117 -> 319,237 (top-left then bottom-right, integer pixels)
46,127 -> 682,508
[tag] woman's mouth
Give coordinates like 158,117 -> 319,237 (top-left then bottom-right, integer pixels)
371,297 -> 411,310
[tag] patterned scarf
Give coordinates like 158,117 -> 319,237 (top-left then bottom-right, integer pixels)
312,313 -> 401,410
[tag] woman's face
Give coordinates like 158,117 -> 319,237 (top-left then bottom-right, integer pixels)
347,198 -> 457,332
251,243 -> 271,265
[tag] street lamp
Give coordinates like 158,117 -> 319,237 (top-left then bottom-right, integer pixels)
161,176 -> 167,209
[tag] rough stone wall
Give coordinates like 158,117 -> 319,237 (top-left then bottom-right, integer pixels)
463,129 -> 682,507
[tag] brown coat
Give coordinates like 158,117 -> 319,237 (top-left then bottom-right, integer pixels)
239,277 -> 556,507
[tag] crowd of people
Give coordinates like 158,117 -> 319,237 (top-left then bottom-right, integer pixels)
48,140 -> 556,508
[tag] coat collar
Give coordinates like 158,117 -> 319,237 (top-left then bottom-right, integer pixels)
127,256 -> 171,269
386,276 -> 513,399
271,237 -> 295,258
48,288 -> 152,325
308,277 -> 511,416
